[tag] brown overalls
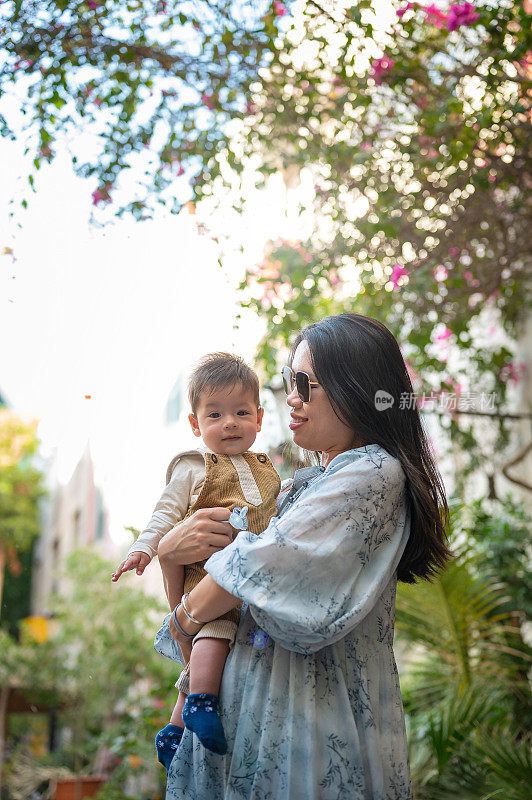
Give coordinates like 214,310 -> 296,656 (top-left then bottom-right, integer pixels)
171,450 -> 280,693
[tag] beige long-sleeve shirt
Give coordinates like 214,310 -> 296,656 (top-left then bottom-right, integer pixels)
127,448 -> 208,560
127,446 -> 286,561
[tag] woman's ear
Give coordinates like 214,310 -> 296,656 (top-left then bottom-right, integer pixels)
188,413 -> 201,437
256,406 -> 264,432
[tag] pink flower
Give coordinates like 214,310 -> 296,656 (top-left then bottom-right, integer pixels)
329,268 -> 340,286
371,55 -> 395,85
447,2 -> 479,32
449,246 -> 460,256
94,97 -> 102,108
92,182 -> 112,206
390,264 -> 409,289
273,1 -> 288,16
425,4 -> 448,27
360,141 -> 372,152
88,1 -> 98,9
434,264 -> 448,281
397,1 -> 419,17
499,362 -> 526,385
176,165 -> 185,176
435,326 -> 452,341
13,58 -> 33,71
201,93 -> 215,110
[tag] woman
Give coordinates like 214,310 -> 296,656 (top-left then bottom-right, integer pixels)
155,313 -> 453,800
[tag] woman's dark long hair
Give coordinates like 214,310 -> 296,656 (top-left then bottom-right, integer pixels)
291,313 -> 454,584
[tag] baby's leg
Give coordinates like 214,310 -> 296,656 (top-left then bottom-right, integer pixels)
189,637 -> 230,695
162,561 -> 185,615
155,690 -> 186,771
165,563 -> 196,664
155,563 -> 188,772
170,691 -> 187,728
181,637 -> 231,755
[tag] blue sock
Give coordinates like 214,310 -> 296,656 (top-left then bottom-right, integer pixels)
155,723 -> 184,771
181,692 -> 227,755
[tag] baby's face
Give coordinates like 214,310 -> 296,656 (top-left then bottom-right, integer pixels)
189,383 -> 263,455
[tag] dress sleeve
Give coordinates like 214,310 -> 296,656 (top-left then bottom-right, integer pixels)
203,451 -> 411,655
154,613 -> 186,666
127,452 -> 205,559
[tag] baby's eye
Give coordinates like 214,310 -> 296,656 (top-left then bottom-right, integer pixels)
237,410 -> 250,416
208,412 -> 221,418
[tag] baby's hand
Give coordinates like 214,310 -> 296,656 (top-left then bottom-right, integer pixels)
111,552 -> 151,582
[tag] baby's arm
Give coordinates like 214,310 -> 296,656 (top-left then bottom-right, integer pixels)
112,451 -> 205,583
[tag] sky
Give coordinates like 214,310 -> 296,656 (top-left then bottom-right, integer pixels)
0,135 -> 314,552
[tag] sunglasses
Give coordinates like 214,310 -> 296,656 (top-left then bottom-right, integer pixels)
281,366 -> 320,403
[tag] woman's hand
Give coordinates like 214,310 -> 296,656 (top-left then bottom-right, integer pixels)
157,507 -> 233,565
158,508 -> 234,610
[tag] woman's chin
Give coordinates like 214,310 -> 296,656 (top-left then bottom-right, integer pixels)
291,429 -> 311,449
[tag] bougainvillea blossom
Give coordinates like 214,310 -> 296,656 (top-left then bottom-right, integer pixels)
371,55 -> 395,84
447,2 -> 480,31
425,4 -> 449,27
91,183 -> 113,205
390,264 -> 409,289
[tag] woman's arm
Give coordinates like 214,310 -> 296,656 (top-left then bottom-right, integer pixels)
157,505 -> 236,612
171,574 -> 241,637
201,452 -> 411,654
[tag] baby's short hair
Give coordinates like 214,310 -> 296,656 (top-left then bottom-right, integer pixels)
188,352 -> 260,414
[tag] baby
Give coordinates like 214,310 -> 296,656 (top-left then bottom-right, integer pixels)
112,352 -> 280,766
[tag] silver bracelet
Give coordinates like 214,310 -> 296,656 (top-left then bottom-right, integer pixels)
172,605 -> 194,638
181,592 -> 205,625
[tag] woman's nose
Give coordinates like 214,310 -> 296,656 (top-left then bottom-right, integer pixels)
286,386 -> 302,408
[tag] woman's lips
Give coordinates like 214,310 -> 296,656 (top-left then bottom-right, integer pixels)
289,416 -> 308,430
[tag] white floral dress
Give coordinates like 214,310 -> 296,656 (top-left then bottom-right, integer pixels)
154,444 -> 414,800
